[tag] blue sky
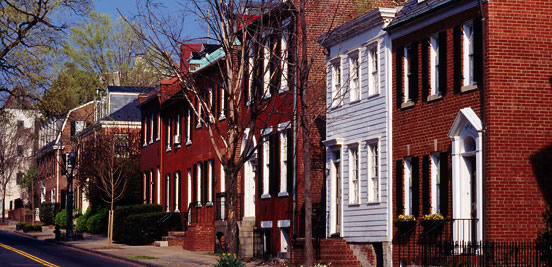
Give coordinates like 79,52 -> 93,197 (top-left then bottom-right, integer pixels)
93,0 -> 206,41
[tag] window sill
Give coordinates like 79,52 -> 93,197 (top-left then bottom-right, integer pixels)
349,99 -> 361,104
195,203 -> 202,208
279,87 -> 289,94
156,137 -> 160,142
366,201 -> 381,205
278,192 -> 289,197
196,123 -> 202,129
427,93 -> 442,103
148,141 -> 154,145
261,194 -> 271,199
165,147 -> 171,152
461,84 -> 478,93
205,201 -> 213,207
175,144 -> 181,149
400,101 -> 415,109
218,115 -> 226,121
185,140 -> 192,146
142,143 -> 147,147
367,92 -> 380,99
348,202 -> 361,206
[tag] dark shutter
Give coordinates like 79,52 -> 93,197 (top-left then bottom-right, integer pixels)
224,83 -> 229,117
421,39 -> 429,102
453,25 -> 462,93
396,48 -> 403,108
422,155 -> 430,215
396,160 -> 404,215
258,138 -> 264,196
211,161 -> 215,200
412,157 -> 420,217
439,152 -> 449,217
193,164 -> 197,203
269,133 -> 279,195
439,31 -> 448,95
409,43 -> 419,103
286,129 -> 293,194
189,109 -> 193,141
473,17 -> 483,86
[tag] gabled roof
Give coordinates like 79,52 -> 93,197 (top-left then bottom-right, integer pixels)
3,85 -> 33,110
107,86 -> 153,94
386,0 -> 463,30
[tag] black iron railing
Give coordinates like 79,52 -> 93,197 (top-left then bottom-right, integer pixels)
397,218 -> 544,266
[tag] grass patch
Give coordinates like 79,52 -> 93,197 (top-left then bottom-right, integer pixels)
128,255 -> 158,260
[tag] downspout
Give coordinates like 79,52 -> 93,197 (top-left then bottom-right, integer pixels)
56,149 -> 60,203
477,0 -> 487,242
292,16 -> 298,238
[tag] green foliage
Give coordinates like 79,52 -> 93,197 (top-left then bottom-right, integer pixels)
86,207 -> 109,234
536,208 -> 552,266
215,253 -> 244,267
16,222 -> 27,230
120,211 -> 181,245
39,202 -> 60,225
20,223 -> 42,233
55,210 -> 67,228
76,207 -> 92,232
113,204 -> 163,243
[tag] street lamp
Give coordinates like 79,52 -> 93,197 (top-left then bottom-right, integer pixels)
62,151 -> 76,240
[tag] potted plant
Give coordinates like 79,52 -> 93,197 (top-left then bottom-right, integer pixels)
421,213 -> 444,231
394,214 -> 417,232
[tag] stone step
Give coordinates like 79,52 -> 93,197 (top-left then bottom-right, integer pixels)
162,236 -> 175,241
154,240 -> 168,247
168,231 -> 185,237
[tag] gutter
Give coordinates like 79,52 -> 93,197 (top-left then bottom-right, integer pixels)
384,0 -> 462,31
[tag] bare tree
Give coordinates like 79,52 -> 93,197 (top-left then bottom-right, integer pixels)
0,109 -> 34,223
76,127 -> 140,245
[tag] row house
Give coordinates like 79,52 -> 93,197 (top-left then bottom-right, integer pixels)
37,101 -> 94,208
384,0 -> 551,265
139,0 -> 357,261
320,7 -> 398,267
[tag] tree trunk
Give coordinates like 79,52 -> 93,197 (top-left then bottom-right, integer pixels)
225,169 -> 239,254
1,196 -> 5,224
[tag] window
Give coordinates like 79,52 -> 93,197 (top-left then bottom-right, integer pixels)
279,129 -> 289,195
404,158 -> 413,215
150,114 -> 154,143
208,159 -> 214,203
263,34 -> 271,98
157,168 -> 161,205
16,172 -> 23,184
17,145 -> 24,156
247,46 -> 255,105
430,35 -> 440,95
349,53 -> 360,102
331,60 -> 342,107
196,96 -> 202,128
431,153 -> 441,214
174,114 -> 181,145
369,47 -> 379,95
186,109 -> 192,145
166,117 -> 172,151
187,169 -> 192,208
175,171 -> 180,212
463,20 -> 475,86
17,120 -> 24,128
71,121 -> 85,137
166,174 -> 170,212
156,113 -> 160,141
367,142 -> 379,203
349,146 -> 360,204
262,134 -> 270,198
280,26 -> 290,92
219,82 -> 226,119
114,134 -> 129,157
197,162 -> 202,206
403,46 -> 412,102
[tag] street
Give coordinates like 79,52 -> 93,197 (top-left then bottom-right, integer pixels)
0,230 -> 137,267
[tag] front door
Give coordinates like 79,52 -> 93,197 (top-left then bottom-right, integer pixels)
334,154 -> 341,235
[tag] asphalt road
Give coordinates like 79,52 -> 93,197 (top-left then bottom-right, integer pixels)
0,230 -> 137,267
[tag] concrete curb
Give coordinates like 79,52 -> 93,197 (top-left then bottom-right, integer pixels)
10,229 -> 156,267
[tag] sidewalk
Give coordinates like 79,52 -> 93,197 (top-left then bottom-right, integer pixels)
0,222 -> 218,267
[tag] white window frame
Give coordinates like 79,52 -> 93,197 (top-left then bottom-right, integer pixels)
186,109 -> 192,145
166,117 -> 171,151
349,145 -> 360,205
263,33 -> 271,98
166,174 -> 170,212
175,171 -> 180,212
280,25 -> 290,93
149,113 -> 154,144
208,87 -> 214,123
197,162 -> 202,206
278,122 -> 290,196
142,118 -> 147,146
156,113 -> 160,141
261,131 -> 271,199
247,46 -> 254,105
403,46 -> 412,102
404,158 -> 413,215
219,82 -> 226,120
368,45 -> 379,96
348,51 -> 360,102
430,34 -> 440,95
143,172 -> 147,203
367,140 -> 379,203
331,58 -> 342,107
463,20 -> 475,86
157,168 -> 161,205
196,96 -> 202,128
431,153 -> 441,214
175,114 -> 181,145
208,159 -> 214,204
187,169 -> 192,209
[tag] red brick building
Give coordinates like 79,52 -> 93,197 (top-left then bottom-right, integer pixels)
386,0 -> 551,265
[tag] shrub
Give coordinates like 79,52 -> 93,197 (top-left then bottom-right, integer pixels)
39,202 -> 60,225
86,207 -> 109,234
537,208 -> 552,266
54,210 -> 67,228
76,207 -> 91,232
214,253 -> 244,267
16,222 -> 27,230
22,223 -> 42,232
113,204 -> 163,243
118,211 -> 182,245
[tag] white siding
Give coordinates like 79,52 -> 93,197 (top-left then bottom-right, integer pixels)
324,14 -> 394,243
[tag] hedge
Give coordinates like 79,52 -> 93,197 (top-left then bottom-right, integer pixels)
55,211 -> 67,228
18,222 -> 41,232
121,211 -> 182,245
86,207 -> 109,234
39,202 -> 60,225
113,204 -> 163,243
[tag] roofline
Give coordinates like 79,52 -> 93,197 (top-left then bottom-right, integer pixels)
384,0 -> 462,31
54,101 -> 94,145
